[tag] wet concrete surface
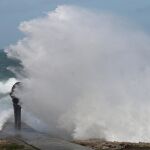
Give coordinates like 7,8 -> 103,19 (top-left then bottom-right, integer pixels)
0,122 -> 91,150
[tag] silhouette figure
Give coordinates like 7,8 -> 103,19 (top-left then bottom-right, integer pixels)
10,82 -> 21,130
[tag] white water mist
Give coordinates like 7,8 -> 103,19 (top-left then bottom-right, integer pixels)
6,5 -> 150,142
0,78 -> 17,130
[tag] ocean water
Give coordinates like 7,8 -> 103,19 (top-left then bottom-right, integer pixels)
0,49 -> 20,130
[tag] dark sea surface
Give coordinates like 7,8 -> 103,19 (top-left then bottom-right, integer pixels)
0,49 -> 20,80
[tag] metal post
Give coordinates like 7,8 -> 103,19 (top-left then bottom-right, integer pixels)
10,82 -> 21,130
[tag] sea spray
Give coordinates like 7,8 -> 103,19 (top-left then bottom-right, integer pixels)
0,109 -> 13,130
6,5 -> 150,142
0,49 -> 21,130
0,78 -> 17,94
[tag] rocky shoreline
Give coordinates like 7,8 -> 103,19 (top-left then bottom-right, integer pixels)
73,139 -> 150,150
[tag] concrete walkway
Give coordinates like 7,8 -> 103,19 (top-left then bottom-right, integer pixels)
0,122 -> 91,150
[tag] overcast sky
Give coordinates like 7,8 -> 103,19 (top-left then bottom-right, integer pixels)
1,0 -> 150,48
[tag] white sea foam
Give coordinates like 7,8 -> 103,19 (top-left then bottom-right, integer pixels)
0,109 -> 13,130
0,78 -> 17,94
0,78 -> 17,130
6,5 -> 150,142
